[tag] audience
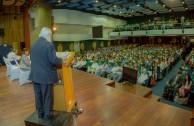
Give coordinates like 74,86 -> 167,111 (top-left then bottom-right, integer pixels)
179,74 -> 192,97
113,16 -> 193,32
71,43 -> 182,88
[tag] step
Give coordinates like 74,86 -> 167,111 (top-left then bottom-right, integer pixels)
148,94 -> 161,102
108,83 -> 152,98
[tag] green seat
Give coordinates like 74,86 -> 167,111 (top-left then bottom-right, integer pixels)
109,62 -> 115,67
145,79 -> 149,87
118,61 -> 123,66
86,61 -> 93,67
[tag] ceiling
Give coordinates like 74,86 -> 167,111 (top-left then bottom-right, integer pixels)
45,0 -> 194,19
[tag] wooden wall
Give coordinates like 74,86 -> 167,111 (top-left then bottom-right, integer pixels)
0,6 -> 24,50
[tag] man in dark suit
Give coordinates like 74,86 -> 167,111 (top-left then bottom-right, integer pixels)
29,27 -> 62,120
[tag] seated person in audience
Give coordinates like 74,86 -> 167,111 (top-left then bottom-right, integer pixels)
137,70 -> 148,85
188,65 -> 194,75
71,56 -> 78,67
20,48 -> 31,71
77,57 -> 87,71
73,58 -> 81,69
112,65 -> 123,82
159,61 -> 165,71
181,16 -> 185,26
181,62 -> 189,74
96,62 -> 108,77
91,62 -> 101,75
96,62 -> 106,76
108,57 -> 114,63
7,49 -> 21,64
107,63 -> 120,80
163,71 -> 182,97
100,63 -> 112,77
179,74 -> 192,97
87,60 -> 98,73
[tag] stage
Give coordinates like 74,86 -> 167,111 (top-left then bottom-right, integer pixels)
0,66 -> 192,126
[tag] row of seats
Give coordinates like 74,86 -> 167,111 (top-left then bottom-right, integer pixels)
113,21 -> 194,32
3,57 -> 31,85
163,61 -> 194,105
73,51 -> 181,88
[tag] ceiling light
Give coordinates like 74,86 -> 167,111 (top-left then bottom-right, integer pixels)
154,11 -> 157,14
58,0 -> 61,3
163,4 -> 165,7
114,5 -> 117,7
119,11 -> 122,14
182,1 -> 184,4
155,0 -> 158,3
169,9 -> 171,12
137,4 -> 140,6
95,0 -> 98,2
107,10 -> 109,12
186,7 -> 188,10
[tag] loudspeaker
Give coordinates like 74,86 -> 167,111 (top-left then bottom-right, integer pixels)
0,28 -> 4,37
20,42 -> 25,50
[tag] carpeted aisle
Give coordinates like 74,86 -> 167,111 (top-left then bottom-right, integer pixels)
151,59 -> 192,111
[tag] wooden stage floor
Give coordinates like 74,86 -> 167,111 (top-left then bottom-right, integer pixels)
0,66 -> 192,126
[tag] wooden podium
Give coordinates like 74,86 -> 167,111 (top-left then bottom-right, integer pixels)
53,52 -> 75,112
25,52 -> 75,126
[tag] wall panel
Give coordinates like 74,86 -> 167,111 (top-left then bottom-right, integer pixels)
0,6 -> 24,48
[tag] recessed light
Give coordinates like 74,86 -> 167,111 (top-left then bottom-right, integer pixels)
53,27 -> 57,31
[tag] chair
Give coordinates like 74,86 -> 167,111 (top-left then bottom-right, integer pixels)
3,57 -> 11,76
7,60 -> 20,81
15,60 -> 31,86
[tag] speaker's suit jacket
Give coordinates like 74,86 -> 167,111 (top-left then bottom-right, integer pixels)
29,37 -> 62,84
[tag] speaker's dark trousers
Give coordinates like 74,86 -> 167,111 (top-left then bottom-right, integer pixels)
32,82 -> 54,118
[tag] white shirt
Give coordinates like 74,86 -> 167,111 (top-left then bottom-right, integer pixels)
7,52 -> 21,61
138,73 -> 148,84
79,60 -> 87,66
111,66 -> 121,73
